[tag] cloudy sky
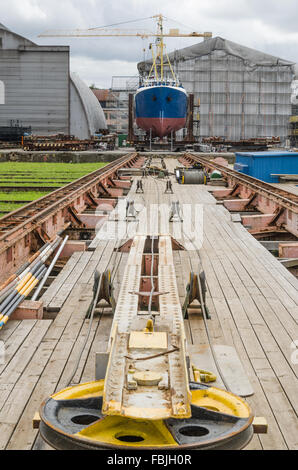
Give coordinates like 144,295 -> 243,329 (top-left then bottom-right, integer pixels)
1,0 -> 298,88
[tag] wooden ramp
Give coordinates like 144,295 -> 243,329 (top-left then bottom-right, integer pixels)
0,156 -> 297,450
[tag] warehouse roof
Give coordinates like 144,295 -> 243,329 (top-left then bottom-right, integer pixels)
0,22 -> 36,48
138,36 -> 295,74
0,23 -> 10,31
70,73 -> 107,133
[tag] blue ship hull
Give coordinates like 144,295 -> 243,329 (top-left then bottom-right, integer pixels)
135,85 -> 188,138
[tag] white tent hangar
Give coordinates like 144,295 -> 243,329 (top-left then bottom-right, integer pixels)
0,23 -> 106,138
138,37 -> 295,141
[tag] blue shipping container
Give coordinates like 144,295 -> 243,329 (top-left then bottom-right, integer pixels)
235,151 -> 298,183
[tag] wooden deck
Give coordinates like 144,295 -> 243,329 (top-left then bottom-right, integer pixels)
272,182 -> 298,196
0,157 -> 297,450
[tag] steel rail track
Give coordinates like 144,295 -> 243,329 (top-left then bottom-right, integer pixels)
184,153 -> 298,213
0,152 -> 139,246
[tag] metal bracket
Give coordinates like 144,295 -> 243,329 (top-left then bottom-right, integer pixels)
169,201 -> 183,222
244,192 -> 258,209
126,200 -> 137,219
165,180 -> 173,194
268,207 -> 286,227
136,179 -> 144,193
182,271 -> 210,319
85,191 -> 98,209
86,270 -> 116,318
33,226 -> 51,245
67,206 -> 85,228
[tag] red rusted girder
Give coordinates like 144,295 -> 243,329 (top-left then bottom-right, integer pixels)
181,153 -> 298,238
0,152 -> 140,284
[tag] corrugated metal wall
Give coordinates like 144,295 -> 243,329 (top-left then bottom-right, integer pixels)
177,49 -> 293,141
0,45 -> 69,135
235,151 -> 298,183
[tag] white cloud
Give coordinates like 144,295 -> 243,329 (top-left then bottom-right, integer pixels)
1,0 -> 298,88
70,56 -> 138,88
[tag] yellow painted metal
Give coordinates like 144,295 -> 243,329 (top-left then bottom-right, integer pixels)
144,319 -> 154,332
193,366 -> 217,383
39,14 -> 211,89
133,371 -> 162,386
128,331 -> 168,349
51,379 -> 251,420
76,416 -> 178,448
53,380 -> 104,401
23,277 -> 39,297
46,379 -> 251,447
16,273 -> 32,292
149,44 -> 159,81
0,314 -> 9,328
191,388 -> 250,418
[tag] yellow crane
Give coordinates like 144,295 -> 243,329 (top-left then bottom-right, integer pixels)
39,14 -> 212,39
39,14 -> 212,82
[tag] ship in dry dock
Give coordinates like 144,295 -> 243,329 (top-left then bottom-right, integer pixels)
0,11 -> 297,454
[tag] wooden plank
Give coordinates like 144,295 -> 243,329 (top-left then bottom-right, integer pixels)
5,284 -> 93,450
0,320 -> 37,375
3,158 -> 297,451
40,251 -> 83,307
47,252 -> 92,311
0,320 -> 52,450
174,181 -> 290,449
6,233 -> 119,450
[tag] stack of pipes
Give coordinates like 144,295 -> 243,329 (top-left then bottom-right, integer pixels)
0,235 -> 68,330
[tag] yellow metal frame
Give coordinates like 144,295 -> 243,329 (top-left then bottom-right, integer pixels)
47,379 -> 252,448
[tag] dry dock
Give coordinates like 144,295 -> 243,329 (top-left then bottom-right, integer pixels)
0,156 -> 297,450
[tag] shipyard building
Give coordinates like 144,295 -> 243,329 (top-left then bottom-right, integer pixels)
0,23 -> 106,139
92,76 -> 138,134
138,37 -> 296,143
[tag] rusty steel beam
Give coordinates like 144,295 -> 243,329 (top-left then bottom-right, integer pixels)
0,153 -> 140,284
180,153 -> 298,239
104,235 -> 191,420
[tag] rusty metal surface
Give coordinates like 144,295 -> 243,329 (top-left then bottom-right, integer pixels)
181,153 -> 298,239
103,235 -> 191,421
182,153 -> 298,211
0,153 -> 139,252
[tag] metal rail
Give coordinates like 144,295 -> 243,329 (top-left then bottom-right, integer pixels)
0,153 -> 139,248
183,153 -> 298,213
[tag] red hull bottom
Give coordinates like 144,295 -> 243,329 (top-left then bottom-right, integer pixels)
136,117 -> 186,138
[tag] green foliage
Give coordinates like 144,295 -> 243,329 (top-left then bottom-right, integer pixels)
0,162 -> 107,217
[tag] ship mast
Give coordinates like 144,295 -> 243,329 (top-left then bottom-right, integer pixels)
149,14 -> 177,84
156,14 -> 164,81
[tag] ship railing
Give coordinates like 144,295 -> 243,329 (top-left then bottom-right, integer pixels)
141,78 -> 180,87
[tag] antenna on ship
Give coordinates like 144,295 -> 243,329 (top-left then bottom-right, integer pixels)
146,14 -> 181,86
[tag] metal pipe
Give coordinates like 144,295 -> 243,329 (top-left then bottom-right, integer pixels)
32,235 -> 69,301
0,266 -> 47,330
0,261 -> 43,314
0,237 -> 61,303
0,265 -> 46,319
0,263 -> 45,320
